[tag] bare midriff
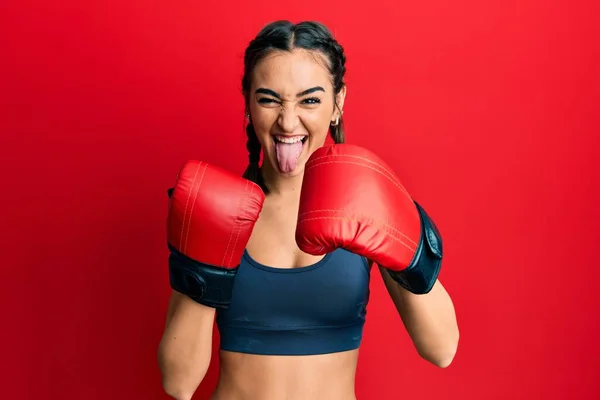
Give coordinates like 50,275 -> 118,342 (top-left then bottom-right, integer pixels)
210,349 -> 360,400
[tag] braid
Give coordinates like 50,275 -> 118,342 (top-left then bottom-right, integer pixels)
246,123 -> 261,164
242,123 -> 269,193
327,39 -> 346,93
325,38 -> 346,144
330,119 -> 345,144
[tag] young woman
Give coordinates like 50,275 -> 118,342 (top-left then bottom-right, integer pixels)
158,20 -> 459,400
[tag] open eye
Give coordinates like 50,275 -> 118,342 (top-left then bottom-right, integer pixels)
302,97 -> 321,105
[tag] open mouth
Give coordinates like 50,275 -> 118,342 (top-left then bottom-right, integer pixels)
272,135 -> 308,173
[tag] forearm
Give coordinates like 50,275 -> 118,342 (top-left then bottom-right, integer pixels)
380,267 -> 459,367
158,291 -> 215,399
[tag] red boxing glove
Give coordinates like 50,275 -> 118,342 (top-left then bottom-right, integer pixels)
167,160 -> 265,308
295,144 -> 443,294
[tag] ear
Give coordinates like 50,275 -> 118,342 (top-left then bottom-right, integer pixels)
332,85 -> 347,122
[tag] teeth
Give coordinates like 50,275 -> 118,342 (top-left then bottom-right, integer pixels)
274,136 -> 304,144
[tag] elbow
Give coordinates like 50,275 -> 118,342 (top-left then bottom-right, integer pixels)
158,349 -> 208,400
162,385 -> 194,400
419,331 -> 460,368
160,366 -> 206,400
430,350 -> 456,368
420,345 -> 457,368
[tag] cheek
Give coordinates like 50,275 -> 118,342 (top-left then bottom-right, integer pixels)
303,111 -> 332,143
249,110 -> 277,147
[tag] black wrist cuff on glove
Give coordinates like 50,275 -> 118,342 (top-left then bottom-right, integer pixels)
167,243 -> 237,309
386,201 -> 443,294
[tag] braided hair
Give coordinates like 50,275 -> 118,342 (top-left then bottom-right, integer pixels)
241,20 -> 347,194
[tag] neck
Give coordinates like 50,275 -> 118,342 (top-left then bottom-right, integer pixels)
261,161 -> 304,197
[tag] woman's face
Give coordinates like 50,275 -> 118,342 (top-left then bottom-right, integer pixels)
248,49 -> 346,177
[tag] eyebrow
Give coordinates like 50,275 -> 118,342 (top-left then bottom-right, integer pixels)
255,86 -> 325,99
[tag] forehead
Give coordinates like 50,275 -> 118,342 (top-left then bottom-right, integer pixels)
251,49 -> 332,95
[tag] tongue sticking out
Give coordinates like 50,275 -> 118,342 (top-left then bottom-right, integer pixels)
275,140 -> 304,173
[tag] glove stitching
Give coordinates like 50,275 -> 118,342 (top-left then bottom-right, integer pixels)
183,162 -> 208,254
221,179 -> 249,267
179,162 -> 201,252
305,155 -> 411,201
297,215 -> 418,253
298,209 -> 419,246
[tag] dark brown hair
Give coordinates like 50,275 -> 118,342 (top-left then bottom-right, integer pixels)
241,20 -> 347,193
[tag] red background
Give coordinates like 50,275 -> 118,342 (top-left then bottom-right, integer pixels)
2,1 -> 599,399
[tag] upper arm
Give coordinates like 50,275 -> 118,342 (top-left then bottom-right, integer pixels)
377,264 -> 406,310
367,258 -> 408,310
160,290 -> 216,361
366,260 -> 401,294
377,264 -> 441,316
377,266 -> 458,364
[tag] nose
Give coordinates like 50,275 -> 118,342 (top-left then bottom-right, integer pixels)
277,105 -> 299,133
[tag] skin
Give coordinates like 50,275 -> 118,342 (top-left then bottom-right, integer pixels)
248,49 -> 346,184
158,48 -> 460,400
211,49 -> 352,400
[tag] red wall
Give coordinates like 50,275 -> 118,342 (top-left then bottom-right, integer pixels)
2,1 -> 599,399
